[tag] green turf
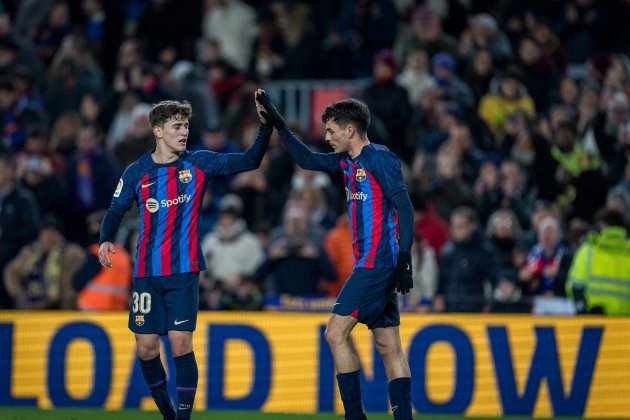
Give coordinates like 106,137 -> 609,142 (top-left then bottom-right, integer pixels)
0,409 -> 621,420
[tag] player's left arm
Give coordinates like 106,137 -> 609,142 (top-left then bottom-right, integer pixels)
371,151 -> 414,294
225,123 -> 272,174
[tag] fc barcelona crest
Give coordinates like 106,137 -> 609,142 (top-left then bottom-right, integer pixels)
135,315 -> 145,326
355,168 -> 366,182
178,169 -> 192,183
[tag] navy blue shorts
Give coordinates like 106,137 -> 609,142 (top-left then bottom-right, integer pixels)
128,272 -> 199,335
332,267 -> 400,330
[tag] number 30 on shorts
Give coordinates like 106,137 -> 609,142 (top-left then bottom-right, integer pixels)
132,292 -> 151,314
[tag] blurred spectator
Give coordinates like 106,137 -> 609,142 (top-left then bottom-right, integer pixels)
201,194 -> 264,289
33,1 -> 71,65
434,206 -> 497,312
395,46 -> 435,106
486,208 -> 524,272
478,66 -> 535,136
112,102 -> 153,169
490,267 -> 529,313
462,49 -> 494,104
48,111 -> 81,157
136,0 -> 201,63
163,60 -> 221,146
531,17 -> 569,77
430,52 -> 475,112
13,126 -> 68,218
323,211 -> 353,297
551,120 -> 606,220
515,35 -> 560,113
393,5 -> 457,64
458,12 -> 513,68
269,1 -> 322,79
428,146 -> 475,221
214,274 -> 264,311
0,77 -> 48,151
586,91 -> 630,185
519,216 -> 571,297
0,12 -> 45,87
80,0 -> 125,83
257,204 -> 335,296
202,0 -> 256,72
411,192 -> 449,260
555,0 -> 609,64
4,214 -> 84,309
73,210 -> 132,311
65,124 -> 120,244
567,209 -> 630,315
0,146 -> 41,308
408,232 -> 438,313
46,34 -> 105,123
337,0 -> 399,78
477,160 -> 532,228
362,49 -> 411,159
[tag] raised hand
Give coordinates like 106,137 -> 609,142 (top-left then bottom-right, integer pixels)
255,89 -> 287,130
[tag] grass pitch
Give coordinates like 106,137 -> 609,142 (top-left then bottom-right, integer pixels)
0,408 -> 619,420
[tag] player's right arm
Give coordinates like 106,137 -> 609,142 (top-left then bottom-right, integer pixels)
255,89 -> 339,172
98,165 -> 137,268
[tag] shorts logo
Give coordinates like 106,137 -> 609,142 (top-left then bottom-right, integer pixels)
355,168 -> 366,182
178,169 -> 192,183
179,404 -> 191,410
135,315 -> 145,326
145,198 -> 159,213
113,179 -> 123,197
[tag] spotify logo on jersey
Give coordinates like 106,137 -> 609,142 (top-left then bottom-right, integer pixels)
145,198 -> 159,213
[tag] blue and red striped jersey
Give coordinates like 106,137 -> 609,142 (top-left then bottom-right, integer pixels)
325,144 -> 407,269
341,144 -> 406,268
108,150 -> 228,278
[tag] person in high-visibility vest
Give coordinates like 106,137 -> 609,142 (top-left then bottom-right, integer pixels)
567,209 -> 630,315
74,242 -> 132,310
72,210 -> 132,310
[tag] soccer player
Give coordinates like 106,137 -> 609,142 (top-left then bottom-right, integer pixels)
98,98 -> 271,420
255,89 -> 414,420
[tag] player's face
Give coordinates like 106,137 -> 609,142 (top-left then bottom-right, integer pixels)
156,116 -> 189,153
324,120 -> 350,153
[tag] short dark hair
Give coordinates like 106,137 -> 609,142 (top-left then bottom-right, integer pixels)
321,98 -> 370,136
149,100 -> 192,128
597,208 -> 625,228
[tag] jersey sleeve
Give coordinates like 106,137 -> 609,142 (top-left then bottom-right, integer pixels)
192,150 -> 230,176
278,127 -> 342,173
369,149 -> 407,199
100,163 -> 139,244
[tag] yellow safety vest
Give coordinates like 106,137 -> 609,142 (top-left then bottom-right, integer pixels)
567,227 -> 630,315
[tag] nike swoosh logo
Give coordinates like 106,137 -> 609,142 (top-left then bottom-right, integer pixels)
406,263 -> 410,270
174,319 -> 189,325
333,303 -> 341,306
141,182 -> 156,189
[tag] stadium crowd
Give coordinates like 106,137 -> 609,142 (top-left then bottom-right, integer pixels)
1,0 -> 630,315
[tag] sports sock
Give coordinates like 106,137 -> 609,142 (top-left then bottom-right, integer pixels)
336,370 -> 366,420
174,351 -> 198,420
140,354 -> 175,419
389,377 -> 412,420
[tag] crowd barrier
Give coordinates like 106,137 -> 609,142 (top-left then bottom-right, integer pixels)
0,311 -> 628,417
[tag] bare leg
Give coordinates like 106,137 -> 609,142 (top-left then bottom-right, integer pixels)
372,326 -> 412,420
371,326 -> 410,381
324,313 -> 360,373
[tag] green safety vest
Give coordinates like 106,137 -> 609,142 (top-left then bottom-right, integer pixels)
567,226 -> 630,315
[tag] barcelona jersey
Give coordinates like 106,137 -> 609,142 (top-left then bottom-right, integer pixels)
109,150 -> 230,278
322,144 -> 407,269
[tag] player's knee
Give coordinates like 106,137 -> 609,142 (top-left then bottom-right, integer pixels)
324,325 -> 344,348
136,342 -> 160,360
374,337 -> 399,358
